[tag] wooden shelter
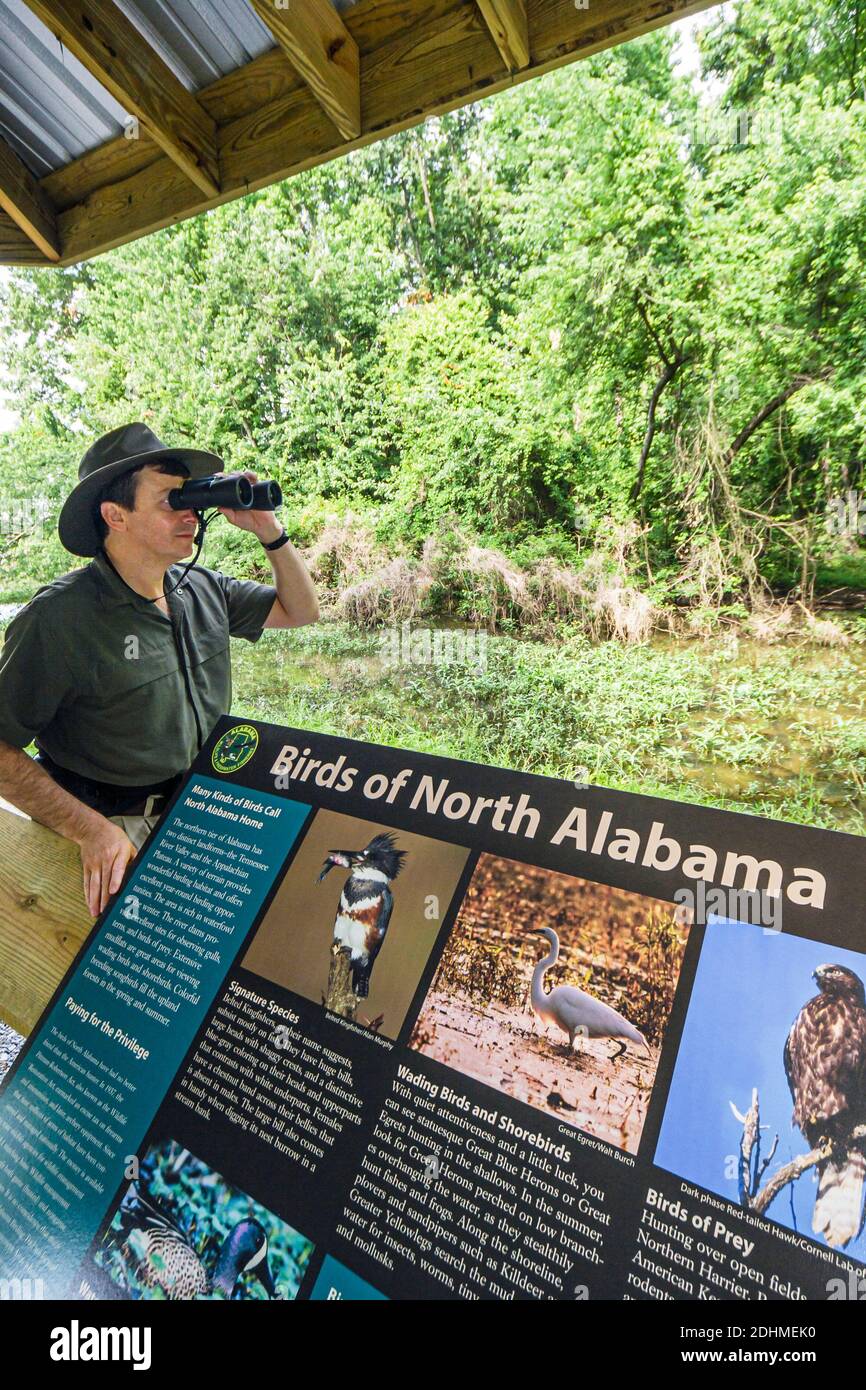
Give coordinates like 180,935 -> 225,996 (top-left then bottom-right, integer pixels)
0,0 -> 717,1034
0,0 -> 715,269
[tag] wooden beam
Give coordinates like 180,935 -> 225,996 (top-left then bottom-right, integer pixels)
12,0 -> 719,267
42,126 -> 162,214
0,209 -> 54,265
57,4 -> 493,262
22,0 -> 220,198
0,137 -> 60,260
475,0 -> 530,70
249,0 -> 360,141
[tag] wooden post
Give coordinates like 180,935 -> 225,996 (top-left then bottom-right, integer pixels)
325,942 -> 358,1021
0,807 -> 93,1035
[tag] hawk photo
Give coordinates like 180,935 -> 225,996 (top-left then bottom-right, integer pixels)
784,963 -> 866,1248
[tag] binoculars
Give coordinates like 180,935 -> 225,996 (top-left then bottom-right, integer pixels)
168,473 -> 282,512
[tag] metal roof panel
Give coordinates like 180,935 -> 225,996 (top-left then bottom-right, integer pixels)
0,0 -> 362,178
0,0 -> 129,175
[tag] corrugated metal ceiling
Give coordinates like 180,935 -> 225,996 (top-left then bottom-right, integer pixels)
0,0 -> 360,179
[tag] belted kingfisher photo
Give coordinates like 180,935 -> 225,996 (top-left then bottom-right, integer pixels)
317,832 -> 407,997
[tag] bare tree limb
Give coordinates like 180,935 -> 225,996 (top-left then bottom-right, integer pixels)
634,290 -> 673,370
724,367 -> 833,466
732,1086 -> 866,1217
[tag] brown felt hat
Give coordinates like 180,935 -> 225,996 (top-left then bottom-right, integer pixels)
58,422 -> 224,556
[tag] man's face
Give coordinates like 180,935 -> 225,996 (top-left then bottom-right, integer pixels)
102,466 -> 199,561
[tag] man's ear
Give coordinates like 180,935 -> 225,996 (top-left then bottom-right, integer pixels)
100,499 -> 128,535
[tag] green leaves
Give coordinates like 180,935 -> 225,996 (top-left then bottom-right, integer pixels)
1,13 -> 864,600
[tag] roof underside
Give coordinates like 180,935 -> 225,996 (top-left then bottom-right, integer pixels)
0,0 -> 717,268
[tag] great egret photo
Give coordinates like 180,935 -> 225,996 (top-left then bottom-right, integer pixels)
410,854 -> 688,1153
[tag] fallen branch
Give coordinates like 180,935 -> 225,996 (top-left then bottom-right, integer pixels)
724,367 -> 833,465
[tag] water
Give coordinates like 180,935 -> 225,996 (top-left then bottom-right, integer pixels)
649,631 -> 866,812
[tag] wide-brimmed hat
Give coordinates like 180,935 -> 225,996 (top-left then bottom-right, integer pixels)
58,421 -> 224,556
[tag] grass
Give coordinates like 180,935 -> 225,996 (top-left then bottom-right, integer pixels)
815,552 -> 866,594
3,579 -> 863,833
228,617 -> 866,835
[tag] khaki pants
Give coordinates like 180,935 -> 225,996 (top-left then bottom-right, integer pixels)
108,812 -> 161,854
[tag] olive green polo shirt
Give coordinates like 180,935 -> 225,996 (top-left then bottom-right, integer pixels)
0,549 -> 276,786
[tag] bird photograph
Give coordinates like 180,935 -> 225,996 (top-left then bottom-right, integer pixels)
317,831 -> 407,1012
241,812 -> 469,1041
410,854 -> 686,1154
784,964 -> 866,1249
91,1140 -> 313,1300
655,921 -> 866,1259
532,926 -> 650,1058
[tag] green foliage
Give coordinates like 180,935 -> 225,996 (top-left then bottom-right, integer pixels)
377,287 -> 574,537
1,9 -> 864,602
227,619 -> 866,834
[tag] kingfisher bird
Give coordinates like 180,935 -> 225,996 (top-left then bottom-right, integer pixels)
317,832 -> 407,997
114,1182 -> 279,1300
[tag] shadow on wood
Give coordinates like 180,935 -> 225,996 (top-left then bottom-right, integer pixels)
0,806 -> 93,1036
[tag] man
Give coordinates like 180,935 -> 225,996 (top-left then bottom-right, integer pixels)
0,422 -> 319,918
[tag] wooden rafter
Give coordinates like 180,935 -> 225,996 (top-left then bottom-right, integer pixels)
0,137 -> 59,260
21,0 -> 220,198
475,0 -> 530,70
0,211 -> 54,265
1,0 -> 720,267
249,0 -> 361,141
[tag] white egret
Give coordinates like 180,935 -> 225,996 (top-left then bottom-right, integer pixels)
531,927 -> 649,1057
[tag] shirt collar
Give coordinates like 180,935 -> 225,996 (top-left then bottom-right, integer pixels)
90,548 -> 185,611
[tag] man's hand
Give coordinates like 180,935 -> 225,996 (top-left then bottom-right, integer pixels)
77,818 -> 136,918
218,470 -> 281,544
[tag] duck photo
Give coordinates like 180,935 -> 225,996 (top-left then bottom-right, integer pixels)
90,1140 -> 313,1300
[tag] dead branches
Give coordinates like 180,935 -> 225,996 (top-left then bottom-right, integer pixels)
677,397 -> 771,612
731,1087 -> 866,1217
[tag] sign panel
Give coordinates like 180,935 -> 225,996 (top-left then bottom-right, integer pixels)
1,716 -> 864,1301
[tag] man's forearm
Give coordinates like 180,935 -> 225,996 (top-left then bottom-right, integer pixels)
258,522 -> 320,625
0,741 -> 105,845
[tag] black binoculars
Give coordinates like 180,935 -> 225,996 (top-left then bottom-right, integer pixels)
168,473 -> 282,512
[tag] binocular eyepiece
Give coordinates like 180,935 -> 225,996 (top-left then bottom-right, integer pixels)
168,473 -> 282,512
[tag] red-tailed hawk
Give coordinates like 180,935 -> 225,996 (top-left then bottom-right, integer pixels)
784,964 -> 866,1248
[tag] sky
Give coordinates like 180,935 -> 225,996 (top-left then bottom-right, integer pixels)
672,3 -> 732,83
655,917 -> 866,1264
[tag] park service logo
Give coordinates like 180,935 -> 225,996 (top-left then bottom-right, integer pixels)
211,723 -> 259,775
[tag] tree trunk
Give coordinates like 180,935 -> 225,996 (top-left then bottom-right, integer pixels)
399,176 -> 426,273
414,138 -> 437,234
630,356 -> 681,504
